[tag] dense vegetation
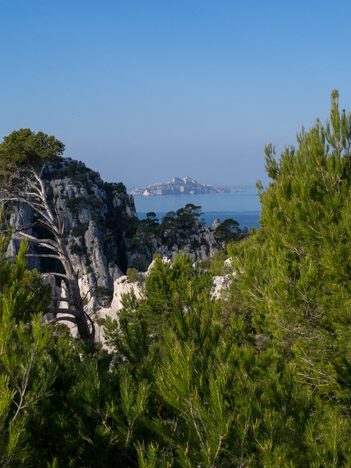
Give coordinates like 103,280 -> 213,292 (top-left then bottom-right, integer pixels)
2,91 -> 351,466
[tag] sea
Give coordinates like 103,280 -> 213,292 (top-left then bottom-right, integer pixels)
129,185 -> 261,229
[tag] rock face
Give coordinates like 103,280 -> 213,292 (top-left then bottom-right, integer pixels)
128,211 -> 240,270
144,221 -> 218,260
7,203 -> 41,271
6,157 -> 138,308
94,275 -> 144,348
131,176 -> 242,196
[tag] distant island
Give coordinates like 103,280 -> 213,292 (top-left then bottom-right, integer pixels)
131,177 -> 243,196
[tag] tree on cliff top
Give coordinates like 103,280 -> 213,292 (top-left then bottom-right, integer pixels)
0,128 -> 95,349
0,128 -> 64,173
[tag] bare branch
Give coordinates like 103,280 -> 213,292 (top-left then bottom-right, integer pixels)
34,172 -> 55,223
35,218 -> 60,236
53,202 -> 61,232
49,272 -> 69,279
13,346 -> 38,422
49,308 -> 81,317
46,317 -> 77,325
81,285 -> 95,302
23,201 -> 53,220
61,214 -> 66,236
24,187 -> 41,198
13,222 -> 53,238
14,234 -> 59,253
25,254 -> 61,260
4,196 -> 54,225
85,312 -> 96,342
13,230 -> 63,251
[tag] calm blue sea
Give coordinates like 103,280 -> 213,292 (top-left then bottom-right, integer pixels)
130,186 -> 261,229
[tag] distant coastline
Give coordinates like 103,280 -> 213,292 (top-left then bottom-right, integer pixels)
131,176 -> 243,196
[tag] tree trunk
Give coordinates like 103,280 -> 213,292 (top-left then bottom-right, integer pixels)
58,238 -> 95,350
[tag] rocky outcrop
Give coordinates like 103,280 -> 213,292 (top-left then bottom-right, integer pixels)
58,255 -> 234,349
132,176 -> 242,196
145,220 -> 218,260
129,216 -> 237,270
6,157 -> 138,308
94,275 -> 144,348
43,271 -> 145,349
211,259 -> 236,300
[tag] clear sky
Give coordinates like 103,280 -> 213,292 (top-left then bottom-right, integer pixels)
1,0 -> 350,188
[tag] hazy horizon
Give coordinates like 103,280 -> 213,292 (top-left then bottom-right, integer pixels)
1,1 -> 350,187
127,177 -> 255,192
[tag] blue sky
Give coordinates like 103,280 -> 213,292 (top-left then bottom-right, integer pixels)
1,0 -> 350,188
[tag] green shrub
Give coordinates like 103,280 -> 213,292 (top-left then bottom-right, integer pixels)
69,242 -> 87,255
126,267 -> 142,283
94,286 -> 113,299
71,223 -> 89,238
66,196 -> 86,210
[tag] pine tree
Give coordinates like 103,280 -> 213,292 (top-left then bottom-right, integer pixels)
227,90 -> 351,464
0,236 -> 55,465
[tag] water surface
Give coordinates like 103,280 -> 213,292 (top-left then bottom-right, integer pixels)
131,186 -> 261,229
